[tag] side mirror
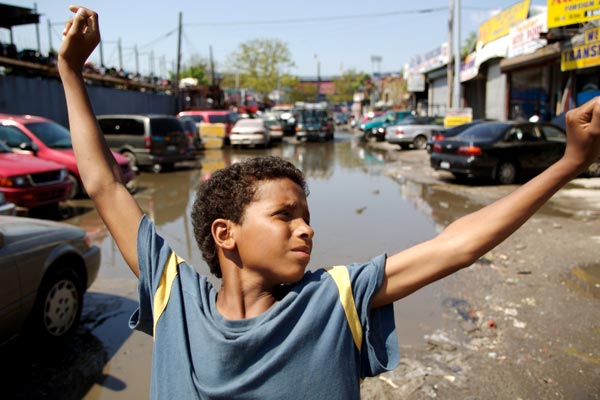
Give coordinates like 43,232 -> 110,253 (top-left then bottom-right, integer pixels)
19,142 -> 38,154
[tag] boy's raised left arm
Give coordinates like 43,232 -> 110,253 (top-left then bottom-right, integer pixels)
58,7 -> 143,276
371,98 -> 600,309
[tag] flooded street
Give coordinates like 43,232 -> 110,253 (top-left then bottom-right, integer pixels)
3,129 -> 600,399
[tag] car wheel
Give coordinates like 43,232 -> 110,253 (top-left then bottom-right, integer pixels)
28,266 -> 83,343
413,135 -> 427,150
67,173 -> 81,199
586,159 -> 600,177
152,163 -> 163,173
122,151 -> 137,169
496,161 -> 517,184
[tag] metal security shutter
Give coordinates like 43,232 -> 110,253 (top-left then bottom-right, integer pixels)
428,76 -> 448,116
485,60 -> 507,120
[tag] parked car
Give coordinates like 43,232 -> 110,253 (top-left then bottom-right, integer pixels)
230,118 -> 271,148
177,116 -> 205,153
0,192 -> 16,216
97,114 -> 194,173
271,105 -> 296,136
426,119 -> 496,153
430,121 -> 567,184
0,215 -> 100,345
385,116 -> 444,149
294,102 -> 334,142
333,112 -> 350,126
261,114 -> 284,142
361,110 -> 414,141
176,110 -> 240,143
551,112 -> 600,177
0,114 -> 136,198
0,140 -> 72,210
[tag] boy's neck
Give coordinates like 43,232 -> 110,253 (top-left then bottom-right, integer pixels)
216,274 -> 278,320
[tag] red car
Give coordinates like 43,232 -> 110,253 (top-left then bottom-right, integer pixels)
0,140 -> 72,209
0,114 -> 136,198
176,110 -> 240,141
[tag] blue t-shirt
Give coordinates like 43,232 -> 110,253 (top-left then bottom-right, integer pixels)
130,215 -> 399,399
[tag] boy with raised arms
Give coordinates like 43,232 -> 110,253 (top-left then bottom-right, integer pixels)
58,6 -> 600,399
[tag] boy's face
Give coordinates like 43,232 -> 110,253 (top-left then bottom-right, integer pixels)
232,178 -> 313,285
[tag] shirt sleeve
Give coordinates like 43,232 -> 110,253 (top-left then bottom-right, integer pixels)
347,254 -> 399,378
128,215 -> 173,335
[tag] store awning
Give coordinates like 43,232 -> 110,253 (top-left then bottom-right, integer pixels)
0,3 -> 40,30
500,42 -> 561,72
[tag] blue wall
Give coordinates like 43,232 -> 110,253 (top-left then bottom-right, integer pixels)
0,75 -> 177,127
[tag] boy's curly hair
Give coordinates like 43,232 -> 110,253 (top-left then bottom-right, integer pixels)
191,156 -> 308,278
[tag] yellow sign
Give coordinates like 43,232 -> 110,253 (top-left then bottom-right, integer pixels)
584,26 -> 600,42
478,0 -> 530,46
548,0 -> 600,28
561,41 -> 600,71
199,122 -> 226,149
444,108 -> 473,128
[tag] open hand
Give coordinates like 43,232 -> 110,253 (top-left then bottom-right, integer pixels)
58,6 -> 100,74
563,97 -> 600,174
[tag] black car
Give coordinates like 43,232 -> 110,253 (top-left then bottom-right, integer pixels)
551,112 -> 600,177
426,119 -> 496,153
430,121 -> 566,184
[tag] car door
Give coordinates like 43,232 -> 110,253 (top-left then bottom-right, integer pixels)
0,231 -> 24,343
537,124 -> 566,167
504,124 -> 547,173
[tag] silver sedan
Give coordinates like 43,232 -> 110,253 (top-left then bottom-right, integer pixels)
0,216 -> 100,345
230,118 -> 271,148
385,116 -> 444,150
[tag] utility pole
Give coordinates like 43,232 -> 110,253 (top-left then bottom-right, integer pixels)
118,38 -> 123,70
34,3 -> 41,53
453,0 -> 462,108
447,0 -> 454,109
176,11 -> 182,89
134,44 -> 139,75
99,40 -> 104,67
209,45 -> 216,86
47,19 -> 53,52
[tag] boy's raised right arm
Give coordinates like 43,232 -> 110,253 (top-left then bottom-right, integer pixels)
58,7 -> 143,277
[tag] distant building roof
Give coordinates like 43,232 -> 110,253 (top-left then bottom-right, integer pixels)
0,3 -> 40,30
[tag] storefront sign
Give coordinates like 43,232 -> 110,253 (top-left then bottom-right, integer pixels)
508,12 -> 548,58
478,0 -> 530,47
548,0 -> 600,28
407,73 -> 426,92
408,43 -> 449,74
444,108 -> 473,128
562,41 -> 600,71
460,52 -> 478,82
585,25 -> 600,42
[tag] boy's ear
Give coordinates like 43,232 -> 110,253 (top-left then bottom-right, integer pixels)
212,219 -> 236,250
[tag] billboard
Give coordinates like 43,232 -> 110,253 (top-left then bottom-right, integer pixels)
548,0 -> 600,28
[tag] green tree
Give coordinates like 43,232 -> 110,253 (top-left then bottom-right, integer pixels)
330,69 -> 371,103
288,83 -> 318,103
227,38 -> 296,96
461,32 -> 477,59
171,55 -> 210,85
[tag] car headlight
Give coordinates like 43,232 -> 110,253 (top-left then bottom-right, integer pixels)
0,175 -> 30,187
377,127 -> 385,133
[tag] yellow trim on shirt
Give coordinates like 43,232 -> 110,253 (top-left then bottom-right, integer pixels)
153,251 -> 184,336
326,265 -> 363,352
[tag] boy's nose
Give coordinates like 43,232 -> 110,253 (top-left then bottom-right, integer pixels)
296,220 -> 314,239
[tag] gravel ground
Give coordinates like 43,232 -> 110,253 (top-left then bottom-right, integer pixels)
360,143 -> 600,399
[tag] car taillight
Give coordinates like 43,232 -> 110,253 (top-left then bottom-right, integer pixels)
433,134 -> 445,141
457,145 -> 482,156
395,129 -> 404,136
144,136 -> 151,149
186,132 -> 194,146
433,142 -> 442,153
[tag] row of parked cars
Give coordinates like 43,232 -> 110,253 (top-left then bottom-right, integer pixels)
357,110 -> 600,184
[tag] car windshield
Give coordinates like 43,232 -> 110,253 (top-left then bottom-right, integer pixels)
150,118 -> 183,136
25,121 -> 73,148
458,123 -> 511,141
298,110 -> 325,124
235,119 -> 262,128
208,115 -> 230,123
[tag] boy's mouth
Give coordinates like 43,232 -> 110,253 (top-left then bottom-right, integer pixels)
291,245 -> 311,258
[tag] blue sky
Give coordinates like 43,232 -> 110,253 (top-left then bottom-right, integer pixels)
3,0 -> 547,78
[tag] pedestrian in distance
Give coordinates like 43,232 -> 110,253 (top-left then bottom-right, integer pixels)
58,6 -> 600,400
